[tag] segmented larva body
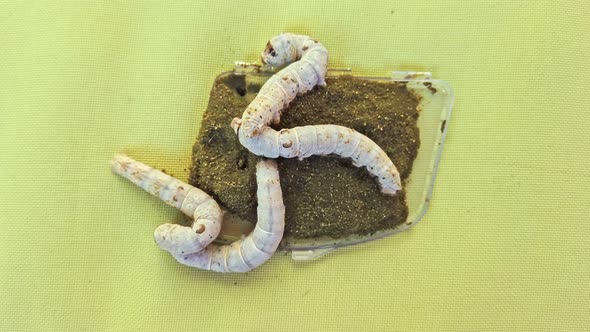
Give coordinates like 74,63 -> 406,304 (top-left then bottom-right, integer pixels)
231,33 -> 402,194
237,33 -> 328,137
239,124 -> 402,194
175,159 -> 284,272
111,154 -> 222,254
112,155 -> 285,273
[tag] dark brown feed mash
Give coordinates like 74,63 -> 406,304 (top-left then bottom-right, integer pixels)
189,74 -> 421,240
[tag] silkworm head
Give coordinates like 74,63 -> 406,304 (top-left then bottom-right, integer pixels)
261,35 -> 295,67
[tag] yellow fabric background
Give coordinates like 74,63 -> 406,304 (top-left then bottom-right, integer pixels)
1,1 -> 588,330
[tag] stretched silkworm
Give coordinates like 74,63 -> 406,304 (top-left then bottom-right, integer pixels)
231,33 -> 402,194
111,154 -> 284,273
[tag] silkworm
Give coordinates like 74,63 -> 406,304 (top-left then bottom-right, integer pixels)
111,154 -> 222,255
234,33 -> 327,138
112,154 -> 284,272
172,159 -> 285,272
231,33 -> 402,194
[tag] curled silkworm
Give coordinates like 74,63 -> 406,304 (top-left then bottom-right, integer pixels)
231,33 -> 402,194
111,154 -> 222,255
237,33 -> 328,138
112,154 -> 284,272
172,159 -> 285,272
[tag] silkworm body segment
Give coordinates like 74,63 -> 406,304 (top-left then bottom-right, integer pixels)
234,124 -> 402,194
231,33 -> 402,194
238,33 -> 328,137
111,154 -> 221,255
176,159 -> 285,272
112,155 -> 284,273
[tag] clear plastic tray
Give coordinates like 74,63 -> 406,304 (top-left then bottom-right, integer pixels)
205,64 -> 454,260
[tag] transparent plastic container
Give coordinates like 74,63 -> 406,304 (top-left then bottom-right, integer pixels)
207,64 -> 454,260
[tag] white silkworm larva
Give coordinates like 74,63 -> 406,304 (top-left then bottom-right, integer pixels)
173,159 -> 285,272
237,33 -> 328,137
111,154 -> 284,272
230,33 -> 402,194
112,154 -> 222,255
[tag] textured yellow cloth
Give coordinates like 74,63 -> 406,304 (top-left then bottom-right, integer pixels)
1,1 -> 588,331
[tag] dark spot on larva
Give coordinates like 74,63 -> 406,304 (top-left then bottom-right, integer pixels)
282,141 -> 293,148
282,76 -> 288,80
161,169 -> 167,174
265,41 -> 272,52
440,120 -> 447,133
423,82 -> 437,94
179,186 -> 184,190
195,224 -> 206,234
236,86 -> 247,96
265,41 -> 277,57
173,196 -> 178,202
302,46 -> 309,51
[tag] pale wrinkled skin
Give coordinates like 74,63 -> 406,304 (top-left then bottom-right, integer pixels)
173,159 -> 284,272
112,154 -> 222,254
110,33 -> 402,273
231,33 -> 402,194
112,155 -> 285,273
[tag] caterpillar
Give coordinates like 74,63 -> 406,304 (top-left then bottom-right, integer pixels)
112,154 -> 285,273
231,33 -> 402,194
